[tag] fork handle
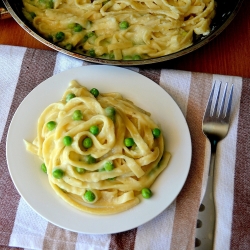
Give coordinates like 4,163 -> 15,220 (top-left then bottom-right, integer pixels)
195,149 -> 216,249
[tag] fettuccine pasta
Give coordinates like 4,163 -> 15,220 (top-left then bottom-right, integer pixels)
24,80 -> 171,214
22,0 -> 215,60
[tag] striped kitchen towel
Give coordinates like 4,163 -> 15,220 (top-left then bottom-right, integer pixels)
0,45 -> 249,250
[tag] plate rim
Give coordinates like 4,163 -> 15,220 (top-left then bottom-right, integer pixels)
6,65 -> 192,234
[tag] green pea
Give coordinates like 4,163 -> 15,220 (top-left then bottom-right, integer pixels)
108,177 -> 116,180
90,88 -> 99,98
100,53 -> 108,59
109,53 -> 115,60
39,0 -> 54,8
55,31 -> 65,42
65,44 -> 73,51
76,167 -> 85,174
84,190 -> 96,202
104,161 -> 114,171
30,12 -> 36,19
82,35 -> 88,43
63,136 -> 73,146
85,155 -> 96,164
73,23 -> 83,32
89,49 -> 96,57
82,137 -> 93,148
46,121 -> 57,131
87,32 -> 95,38
72,110 -> 83,120
105,106 -> 116,121
105,106 -> 116,116
52,168 -> 64,179
41,163 -> 47,173
152,128 -> 161,138
119,21 -> 129,30
133,55 -> 141,60
98,167 -> 105,172
89,125 -> 99,135
141,188 -> 152,199
124,138 -> 135,147
47,34 -> 53,42
47,0 -> 54,8
66,93 -> 76,102
123,55 -> 132,60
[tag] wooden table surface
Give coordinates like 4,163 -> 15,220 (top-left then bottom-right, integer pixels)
1,0 -> 250,78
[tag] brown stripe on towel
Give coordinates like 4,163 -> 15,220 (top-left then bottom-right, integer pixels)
42,224 -> 78,250
230,78 -> 250,249
0,48 -> 57,245
170,73 -> 213,250
139,68 -> 161,84
109,228 -> 137,250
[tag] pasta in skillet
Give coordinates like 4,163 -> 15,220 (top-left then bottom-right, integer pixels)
22,0 -> 216,60
24,80 -> 171,215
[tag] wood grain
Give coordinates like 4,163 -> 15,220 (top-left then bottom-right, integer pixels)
1,0 -> 250,77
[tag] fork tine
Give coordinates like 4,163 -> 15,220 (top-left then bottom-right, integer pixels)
204,81 -> 216,118
224,84 -> 234,120
212,81 -> 221,117
217,82 -> 228,118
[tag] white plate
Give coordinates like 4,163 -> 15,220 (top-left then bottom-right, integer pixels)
6,65 -> 191,234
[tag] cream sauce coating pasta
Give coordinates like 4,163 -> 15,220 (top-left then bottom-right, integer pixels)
22,0 -> 215,60
24,80 -> 171,215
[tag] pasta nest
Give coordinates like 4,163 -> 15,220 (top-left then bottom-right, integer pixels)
25,80 -> 171,214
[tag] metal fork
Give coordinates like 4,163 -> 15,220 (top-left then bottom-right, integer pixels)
195,81 -> 234,249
